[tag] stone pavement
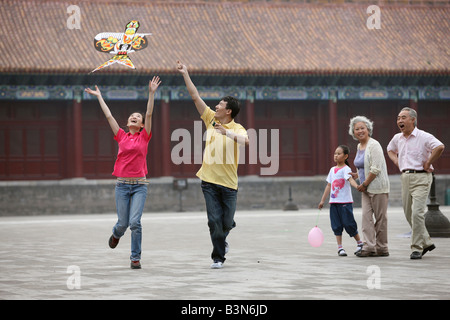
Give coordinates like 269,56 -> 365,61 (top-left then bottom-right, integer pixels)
0,207 -> 449,301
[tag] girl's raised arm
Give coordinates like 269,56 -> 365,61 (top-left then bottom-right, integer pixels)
145,76 -> 161,135
85,86 -> 120,136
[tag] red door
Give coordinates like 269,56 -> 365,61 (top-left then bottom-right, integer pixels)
0,101 -> 66,180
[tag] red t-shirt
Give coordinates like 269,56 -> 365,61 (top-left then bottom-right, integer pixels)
112,128 -> 152,177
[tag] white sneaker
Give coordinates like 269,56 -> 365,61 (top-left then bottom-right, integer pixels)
210,261 -> 223,269
338,248 -> 347,256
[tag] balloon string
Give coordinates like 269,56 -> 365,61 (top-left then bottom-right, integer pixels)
315,209 -> 321,227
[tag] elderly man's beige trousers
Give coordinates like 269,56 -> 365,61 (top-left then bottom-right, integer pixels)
401,172 -> 433,252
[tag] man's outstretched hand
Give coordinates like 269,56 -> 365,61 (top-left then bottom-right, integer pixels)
176,60 -> 188,74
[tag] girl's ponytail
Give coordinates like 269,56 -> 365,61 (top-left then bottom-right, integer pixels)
338,144 -> 351,167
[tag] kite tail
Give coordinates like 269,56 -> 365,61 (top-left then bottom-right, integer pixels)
89,54 -> 136,74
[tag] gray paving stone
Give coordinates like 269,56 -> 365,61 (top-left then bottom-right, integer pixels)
0,207 -> 449,300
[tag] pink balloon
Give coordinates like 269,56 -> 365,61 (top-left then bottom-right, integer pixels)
308,226 -> 324,247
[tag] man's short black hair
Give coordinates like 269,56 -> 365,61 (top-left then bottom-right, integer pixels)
222,96 -> 241,119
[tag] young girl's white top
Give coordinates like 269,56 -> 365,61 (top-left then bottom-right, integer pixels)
326,166 -> 353,204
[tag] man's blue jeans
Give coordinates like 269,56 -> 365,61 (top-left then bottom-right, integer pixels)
201,181 -> 237,263
113,183 -> 148,261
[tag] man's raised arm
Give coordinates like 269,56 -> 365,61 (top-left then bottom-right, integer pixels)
176,60 -> 208,116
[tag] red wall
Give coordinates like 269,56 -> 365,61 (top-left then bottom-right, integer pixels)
1,99 -> 448,180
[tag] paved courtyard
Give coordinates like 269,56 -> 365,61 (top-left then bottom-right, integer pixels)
0,207 -> 449,302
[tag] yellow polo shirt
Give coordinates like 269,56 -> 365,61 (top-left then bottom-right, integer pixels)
196,108 -> 248,190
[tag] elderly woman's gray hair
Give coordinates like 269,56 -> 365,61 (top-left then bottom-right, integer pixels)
348,116 -> 374,140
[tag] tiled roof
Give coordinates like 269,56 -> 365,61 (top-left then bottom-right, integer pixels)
1,0 -> 449,75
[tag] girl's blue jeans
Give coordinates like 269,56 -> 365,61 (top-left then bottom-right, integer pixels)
113,182 -> 148,261
329,203 -> 358,237
201,181 -> 237,263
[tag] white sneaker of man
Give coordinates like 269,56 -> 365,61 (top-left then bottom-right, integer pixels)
210,261 -> 223,269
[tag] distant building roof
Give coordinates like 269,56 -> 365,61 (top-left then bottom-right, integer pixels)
1,0 -> 449,75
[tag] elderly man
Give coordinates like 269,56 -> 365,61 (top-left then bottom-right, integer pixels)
387,107 -> 445,259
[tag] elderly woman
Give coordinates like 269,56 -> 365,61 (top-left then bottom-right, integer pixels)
349,116 -> 390,257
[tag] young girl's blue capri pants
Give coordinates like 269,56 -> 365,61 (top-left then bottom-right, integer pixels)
329,203 -> 358,237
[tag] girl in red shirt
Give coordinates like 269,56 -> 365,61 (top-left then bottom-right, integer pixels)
85,76 -> 161,269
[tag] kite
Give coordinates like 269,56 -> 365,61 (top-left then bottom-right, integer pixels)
90,20 -> 151,73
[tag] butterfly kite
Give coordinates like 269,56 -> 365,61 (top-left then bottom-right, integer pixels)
90,20 -> 151,73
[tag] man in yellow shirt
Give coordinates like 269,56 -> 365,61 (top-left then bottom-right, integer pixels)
177,61 -> 249,269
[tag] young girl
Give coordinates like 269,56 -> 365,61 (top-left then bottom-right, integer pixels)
318,145 -> 363,256
85,76 -> 161,269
